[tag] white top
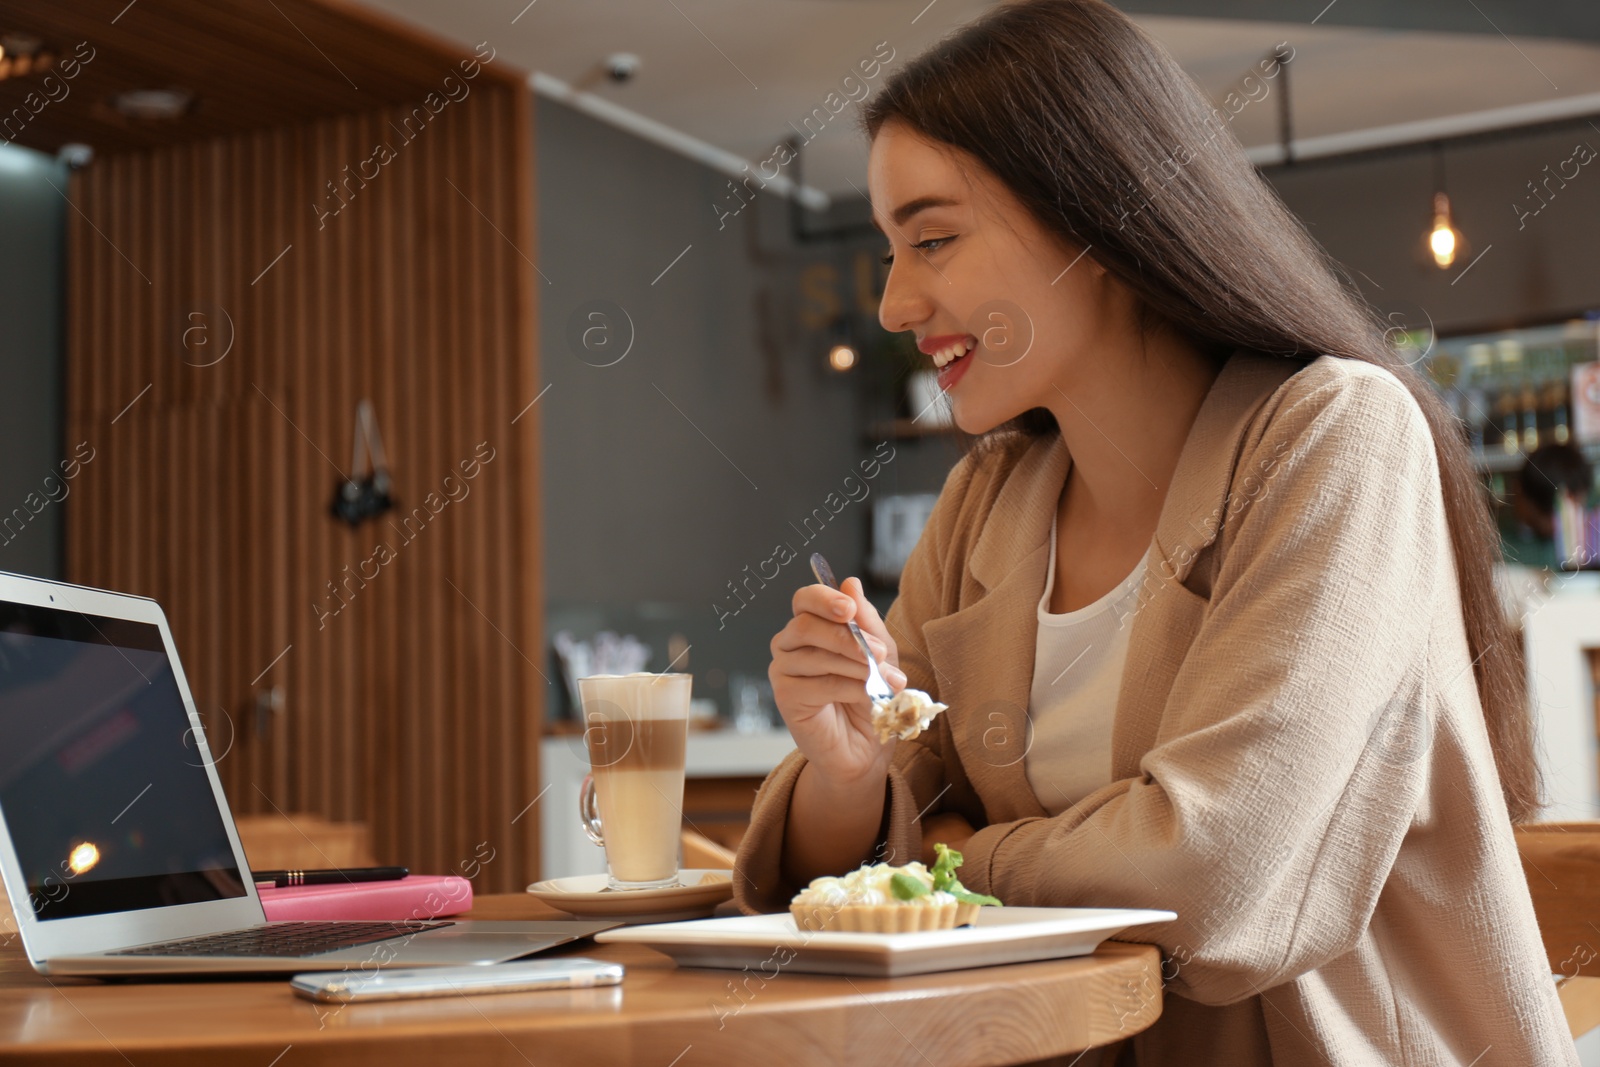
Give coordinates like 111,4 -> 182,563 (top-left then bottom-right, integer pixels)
1024,515 -> 1151,816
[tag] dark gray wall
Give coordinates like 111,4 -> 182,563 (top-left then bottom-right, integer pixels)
536,97 -> 956,718
1264,124 -> 1600,334
0,146 -> 67,580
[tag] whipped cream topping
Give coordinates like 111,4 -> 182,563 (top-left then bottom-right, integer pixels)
792,860 -> 957,908
871,688 -> 948,743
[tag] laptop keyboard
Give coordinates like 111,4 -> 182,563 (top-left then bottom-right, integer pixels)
108,921 -> 454,958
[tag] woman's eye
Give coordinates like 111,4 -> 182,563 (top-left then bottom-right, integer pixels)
879,237 -> 954,267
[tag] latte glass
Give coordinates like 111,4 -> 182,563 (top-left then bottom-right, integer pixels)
577,673 -> 690,890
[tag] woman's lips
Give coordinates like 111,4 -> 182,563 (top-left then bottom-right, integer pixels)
936,347 -> 973,391
917,333 -> 970,357
919,334 -> 976,394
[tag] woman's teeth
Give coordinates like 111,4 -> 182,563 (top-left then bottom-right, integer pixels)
931,339 -> 974,368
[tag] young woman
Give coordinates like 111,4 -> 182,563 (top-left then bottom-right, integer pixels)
732,1 -> 1576,1064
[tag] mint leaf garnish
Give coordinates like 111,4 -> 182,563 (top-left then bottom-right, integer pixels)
929,842 -> 1002,907
931,843 -> 963,890
890,873 -> 930,901
947,885 -> 1002,907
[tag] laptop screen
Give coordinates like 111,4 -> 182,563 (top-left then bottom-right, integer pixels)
0,601 -> 246,920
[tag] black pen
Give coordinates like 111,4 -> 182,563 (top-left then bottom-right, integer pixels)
252,866 -> 409,888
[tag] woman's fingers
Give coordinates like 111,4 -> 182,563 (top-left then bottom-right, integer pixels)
792,582 -> 891,658
773,581 -> 905,754
774,646 -> 873,681
838,578 -> 903,686
783,681 -> 876,716
919,811 -> 977,865
792,583 -> 853,623
774,608 -> 890,664
768,663 -> 874,721
772,665 -> 902,733
842,577 -> 896,657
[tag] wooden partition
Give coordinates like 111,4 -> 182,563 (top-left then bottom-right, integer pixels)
60,81 -> 544,891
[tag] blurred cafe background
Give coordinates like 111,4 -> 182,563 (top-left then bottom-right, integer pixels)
0,0 -> 1598,901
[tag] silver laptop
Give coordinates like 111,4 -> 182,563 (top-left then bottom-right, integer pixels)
0,570 -> 614,975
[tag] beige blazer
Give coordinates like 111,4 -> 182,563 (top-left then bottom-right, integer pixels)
734,350 -> 1577,1066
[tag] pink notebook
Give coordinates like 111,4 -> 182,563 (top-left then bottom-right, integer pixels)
258,875 -> 474,922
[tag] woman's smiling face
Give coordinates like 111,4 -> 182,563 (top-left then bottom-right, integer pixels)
870,118 -> 1133,434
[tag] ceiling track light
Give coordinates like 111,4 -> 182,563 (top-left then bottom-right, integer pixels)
111,88 -> 195,121
0,31 -> 57,83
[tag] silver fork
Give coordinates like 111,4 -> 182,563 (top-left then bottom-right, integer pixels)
809,552 -> 894,705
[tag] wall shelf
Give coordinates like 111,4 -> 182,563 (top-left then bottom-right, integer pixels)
1472,440 -> 1600,474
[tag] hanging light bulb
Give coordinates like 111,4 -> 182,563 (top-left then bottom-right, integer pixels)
1429,191 -> 1458,268
1424,146 -> 1466,271
826,317 -> 858,372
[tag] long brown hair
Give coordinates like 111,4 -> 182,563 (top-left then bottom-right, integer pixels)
863,0 -> 1541,822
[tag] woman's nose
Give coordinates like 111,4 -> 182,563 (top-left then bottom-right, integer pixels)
878,263 -> 933,336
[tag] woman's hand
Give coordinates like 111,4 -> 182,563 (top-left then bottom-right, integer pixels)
920,811 -> 976,865
770,575 -> 906,791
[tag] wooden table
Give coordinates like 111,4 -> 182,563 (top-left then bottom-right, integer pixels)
0,895 -> 1163,1066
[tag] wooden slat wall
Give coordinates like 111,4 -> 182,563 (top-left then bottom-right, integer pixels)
62,81 -> 543,892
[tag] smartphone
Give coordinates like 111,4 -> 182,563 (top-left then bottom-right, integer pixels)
289,958 -> 624,1003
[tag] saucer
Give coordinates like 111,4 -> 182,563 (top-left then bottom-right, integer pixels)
526,869 -> 735,923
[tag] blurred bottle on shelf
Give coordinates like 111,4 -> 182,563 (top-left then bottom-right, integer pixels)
1494,338 -> 1524,456
1519,348 -> 1541,453
1545,344 -> 1573,446
1492,382 -> 1520,457
1423,345 -> 1460,424
1462,343 -> 1494,456
1515,443 -> 1598,570
1575,343 -> 1600,446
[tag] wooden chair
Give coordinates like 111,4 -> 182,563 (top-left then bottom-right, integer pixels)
1516,822 -> 1600,1038
232,813 -> 376,872
682,828 -> 737,870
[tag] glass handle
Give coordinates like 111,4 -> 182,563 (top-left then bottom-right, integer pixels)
579,773 -> 605,847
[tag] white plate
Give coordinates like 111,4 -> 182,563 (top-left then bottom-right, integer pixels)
595,906 -> 1176,977
526,870 -> 734,923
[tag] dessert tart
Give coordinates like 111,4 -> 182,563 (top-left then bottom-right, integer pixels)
871,688 -> 948,743
790,844 -> 1002,933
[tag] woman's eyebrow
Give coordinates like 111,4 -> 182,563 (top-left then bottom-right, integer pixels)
872,195 -> 963,235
